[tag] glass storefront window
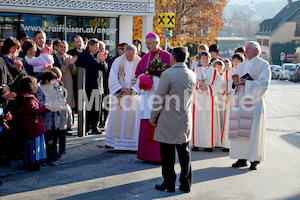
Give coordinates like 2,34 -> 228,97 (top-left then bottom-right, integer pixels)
66,16 -> 118,55
0,12 -> 118,55
41,15 -> 64,40
0,13 -> 21,39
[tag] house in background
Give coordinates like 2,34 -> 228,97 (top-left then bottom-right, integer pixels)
256,0 -> 300,63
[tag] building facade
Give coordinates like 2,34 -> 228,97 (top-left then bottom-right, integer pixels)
255,0 -> 300,63
0,0 -> 155,54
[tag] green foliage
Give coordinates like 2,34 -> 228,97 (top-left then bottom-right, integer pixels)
270,42 -> 296,65
185,42 -> 198,58
146,54 -> 168,77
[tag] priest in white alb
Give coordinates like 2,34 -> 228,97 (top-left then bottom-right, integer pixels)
229,41 -> 271,170
105,44 -> 141,151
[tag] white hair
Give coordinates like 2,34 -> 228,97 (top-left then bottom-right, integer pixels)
98,41 -> 105,49
151,35 -> 160,45
125,44 -> 137,54
247,41 -> 261,56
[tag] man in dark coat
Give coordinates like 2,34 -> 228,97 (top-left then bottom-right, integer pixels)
133,39 -> 146,58
17,32 -> 29,58
68,35 -> 84,57
33,30 -> 46,57
77,38 -> 108,134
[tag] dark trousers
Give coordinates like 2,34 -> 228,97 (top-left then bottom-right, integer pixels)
53,130 -> 67,154
44,130 -> 57,162
86,90 -> 102,131
160,142 -> 192,190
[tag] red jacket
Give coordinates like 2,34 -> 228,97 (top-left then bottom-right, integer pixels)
20,94 -> 48,139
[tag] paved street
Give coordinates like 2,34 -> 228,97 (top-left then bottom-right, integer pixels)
0,80 -> 300,200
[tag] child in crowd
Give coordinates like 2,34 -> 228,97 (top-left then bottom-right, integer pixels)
19,76 -> 50,171
223,59 -> 232,72
35,70 -> 62,166
50,67 -> 72,155
192,51 -> 223,152
232,53 -> 245,69
213,60 -> 229,151
213,60 -> 225,74
27,46 -> 54,73
191,44 -> 209,70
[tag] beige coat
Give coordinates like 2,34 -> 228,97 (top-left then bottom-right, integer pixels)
55,52 -> 77,108
150,62 -> 196,144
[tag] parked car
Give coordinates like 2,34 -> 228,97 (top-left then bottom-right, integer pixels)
271,65 -> 281,80
280,63 -> 296,80
290,64 -> 300,82
289,65 -> 297,81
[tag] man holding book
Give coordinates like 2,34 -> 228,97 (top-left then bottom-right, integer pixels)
229,41 -> 271,170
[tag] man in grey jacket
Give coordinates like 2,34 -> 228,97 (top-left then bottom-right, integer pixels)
150,46 -> 196,193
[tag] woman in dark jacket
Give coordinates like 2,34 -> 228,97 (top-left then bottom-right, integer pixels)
0,37 -> 28,161
19,76 -> 49,171
0,37 -> 27,88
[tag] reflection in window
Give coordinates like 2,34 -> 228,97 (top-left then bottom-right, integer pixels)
0,13 -> 118,55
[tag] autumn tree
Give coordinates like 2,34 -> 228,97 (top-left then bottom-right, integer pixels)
133,16 -> 143,41
133,0 -> 227,47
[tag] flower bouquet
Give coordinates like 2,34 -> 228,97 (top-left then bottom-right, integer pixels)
139,54 -> 168,91
146,54 -> 168,77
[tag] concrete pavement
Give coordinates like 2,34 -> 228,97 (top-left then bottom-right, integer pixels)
0,80 -> 300,200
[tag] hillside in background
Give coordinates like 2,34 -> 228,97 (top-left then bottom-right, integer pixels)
219,0 -> 288,37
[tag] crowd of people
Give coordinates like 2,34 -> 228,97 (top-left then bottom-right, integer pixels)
0,30 -> 271,192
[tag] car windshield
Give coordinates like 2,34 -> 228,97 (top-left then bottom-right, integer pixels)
275,68 -> 280,72
284,65 -> 295,70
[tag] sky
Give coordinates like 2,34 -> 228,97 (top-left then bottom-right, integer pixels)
227,0 -> 285,5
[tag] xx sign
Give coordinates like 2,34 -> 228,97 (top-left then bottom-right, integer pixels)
157,13 -> 175,28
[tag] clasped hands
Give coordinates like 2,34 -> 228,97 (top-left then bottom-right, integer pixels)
197,80 -> 207,91
121,88 -> 132,95
232,74 -> 245,85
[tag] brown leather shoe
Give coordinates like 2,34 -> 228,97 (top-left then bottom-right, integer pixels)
232,159 -> 247,167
